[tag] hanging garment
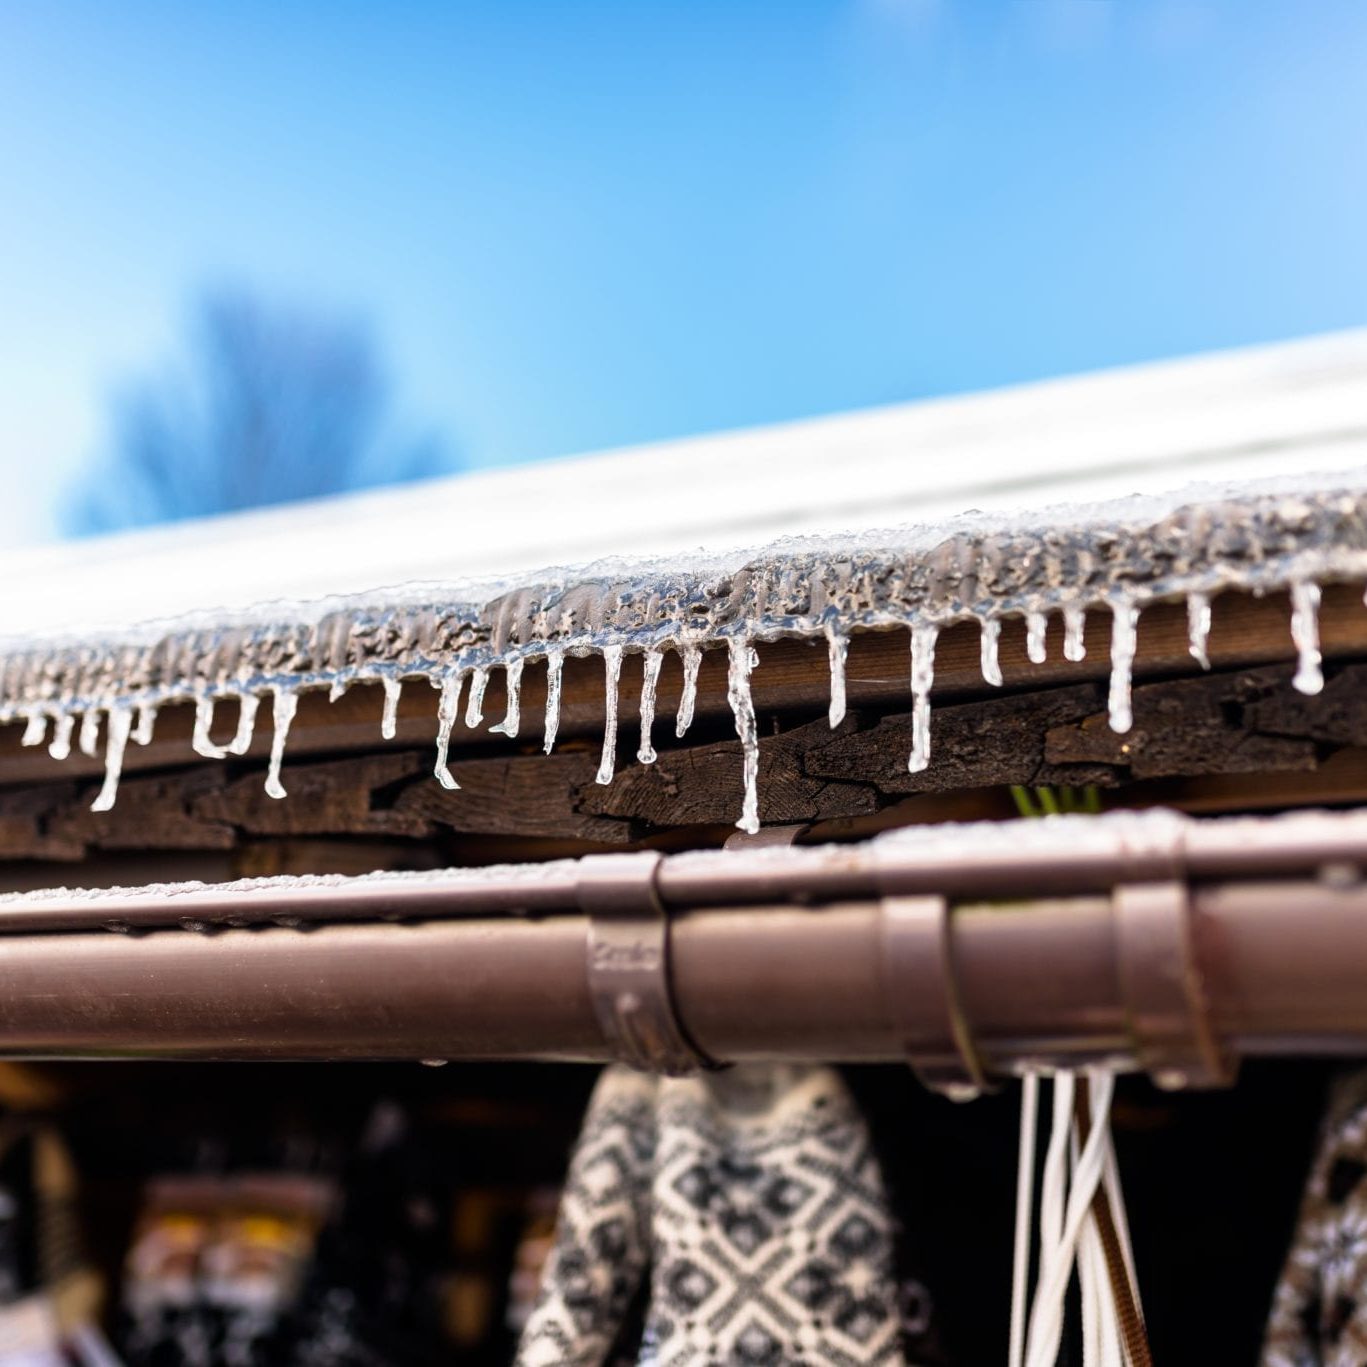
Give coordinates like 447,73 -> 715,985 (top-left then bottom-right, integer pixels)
1264,1073 -> 1367,1366
514,1064 -> 937,1367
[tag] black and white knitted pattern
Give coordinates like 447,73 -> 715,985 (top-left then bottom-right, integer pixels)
1264,1073 -> 1367,1366
516,1065 -> 929,1367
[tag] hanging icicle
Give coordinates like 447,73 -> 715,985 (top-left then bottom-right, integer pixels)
543,650 -> 564,755
264,688 -> 299,800
79,709 -> 102,758
465,667 -> 489,729
1290,580 -> 1324,695
133,703 -> 158,747
596,645 -> 624,786
1186,592 -> 1212,671
192,697 -> 230,759
490,658 -> 524,738
1026,611 -> 1048,665
908,622 -> 938,774
1107,602 -> 1139,734
381,676 -> 403,740
328,678 -> 350,703
726,635 -> 761,835
433,672 -> 464,790
676,643 -> 701,738
1063,605 -> 1087,664
637,648 -> 662,764
20,711 -> 46,747
980,619 -> 1003,688
48,712 -> 75,761
90,705 -> 133,813
825,623 -> 848,727
227,693 -> 259,755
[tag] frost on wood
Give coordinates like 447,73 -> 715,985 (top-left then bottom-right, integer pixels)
4,484 -> 1367,830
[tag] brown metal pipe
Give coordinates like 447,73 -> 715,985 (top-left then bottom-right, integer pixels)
0,876 -> 1358,1070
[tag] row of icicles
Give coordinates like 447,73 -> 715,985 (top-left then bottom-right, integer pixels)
11,582 -> 1329,834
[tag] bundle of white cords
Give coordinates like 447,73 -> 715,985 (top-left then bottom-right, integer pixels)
1008,1068 -> 1144,1367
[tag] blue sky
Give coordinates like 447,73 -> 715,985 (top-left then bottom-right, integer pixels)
2,1 -> 1367,545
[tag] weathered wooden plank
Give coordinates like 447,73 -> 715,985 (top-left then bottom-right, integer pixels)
9,655 -> 1367,864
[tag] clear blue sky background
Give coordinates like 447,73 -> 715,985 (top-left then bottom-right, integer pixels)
3,0 -> 1367,545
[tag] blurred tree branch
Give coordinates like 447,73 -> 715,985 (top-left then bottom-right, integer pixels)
66,289 -> 456,534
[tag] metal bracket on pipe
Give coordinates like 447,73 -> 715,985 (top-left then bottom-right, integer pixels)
577,851 -> 714,1077
880,895 -> 990,1102
1114,880 -> 1235,1091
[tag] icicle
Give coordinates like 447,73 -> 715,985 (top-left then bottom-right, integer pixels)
20,711 -> 46,747
637,648 -> 663,764
192,697 -> 229,759
264,688 -> 298,800
1290,580 -> 1324,695
826,624 -> 848,727
133,703 -> 158,746
1026,611 -> 1048,665
48,713 -> 75,761
79,709 -> 102,758
433,672 -> 465,790
1107,602 -> 1139,735
91,705 -> 133,813
465,667 -> 489,728
726,635 -> 761,834
1187,592 -> 1212,671
543,650 -> 564,755
1063,604 -> 1087,663
908,622 -> 938,774
980,618 -> 1003,687
490,658 -> 524,738
328,677 -> 350,703
595,645 -> 624,786
227,693 -> 259,754
381,677 -> 403,740
676,644 -> 701,738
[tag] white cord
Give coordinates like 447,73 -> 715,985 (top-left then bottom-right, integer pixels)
1009,1071 -> 1041,1367
1024,1068 -> 1117,1367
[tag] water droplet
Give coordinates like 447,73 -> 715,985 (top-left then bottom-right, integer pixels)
1026,611 -> 1048,665
490,657 -> 524,738
826,624 -> 848,728
676,644 -> 701,738
637,648 -> 663,764
907,623 -> 938,773
543,650 -> 564,755
48,713 -> 75,761
1290,580 -> 1324,695
1062,605 -> 1087,663
91,705 -> 133,812
79,709 -> 102,758
980,619 -> 1003,687
19,712 -> 46,747
1108,602 -> 1139,734
433,672 -> 464,790
464,667 -> 488,729
726,635 -> 761,834
595,645 -> 624,786
1186,592 -> 1211,671
381,676 -> 402,740
264,688 -> 298,799
227,693 -> 259,754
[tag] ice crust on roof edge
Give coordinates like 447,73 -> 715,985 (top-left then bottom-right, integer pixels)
4,472 -> 1367,829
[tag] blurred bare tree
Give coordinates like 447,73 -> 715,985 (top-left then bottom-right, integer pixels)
67,289 -> 456,534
